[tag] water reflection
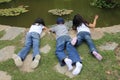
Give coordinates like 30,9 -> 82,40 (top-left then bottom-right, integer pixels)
0,0 -> 119,28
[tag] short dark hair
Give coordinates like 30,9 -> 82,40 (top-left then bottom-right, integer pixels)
33,18 -> 45,26
56,17 -> 64,24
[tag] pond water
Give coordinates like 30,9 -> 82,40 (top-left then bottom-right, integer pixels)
0,0 -> 120,28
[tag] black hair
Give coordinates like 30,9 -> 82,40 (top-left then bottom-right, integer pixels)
72,14 -> 88,30
33,18 -> 45,26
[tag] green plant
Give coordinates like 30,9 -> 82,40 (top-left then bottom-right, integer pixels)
90,0 -> 120,8
0,6 -> 29,16
48,9 -> 73,16
0,0 -> 29,16
0,0 -> 11,3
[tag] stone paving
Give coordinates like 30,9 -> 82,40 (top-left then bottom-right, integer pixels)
40,44 -> 51,54
19,54 -> 34,72
0,46 -> 15,62
99,42 -> 118,51
0,25 -> 26,40
0,24 -> 120,79
0,71 -> 11,80
90,24 -> 120,40
54,63 -> 75,78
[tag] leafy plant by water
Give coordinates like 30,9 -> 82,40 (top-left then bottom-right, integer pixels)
91,0 -> 120,8
48,9 -> 73,16
0,6 -> 29,16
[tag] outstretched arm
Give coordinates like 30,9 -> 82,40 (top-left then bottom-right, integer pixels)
88,15 -> 99,28
43,27 -> 55,34
43,26 -> 51,34
43,26 -> 48,30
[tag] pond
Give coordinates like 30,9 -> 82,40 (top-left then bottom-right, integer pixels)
0,0 -> 120,28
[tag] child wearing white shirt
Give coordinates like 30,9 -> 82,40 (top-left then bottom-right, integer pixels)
13,18 -> 47,69
71,14 -> 103,61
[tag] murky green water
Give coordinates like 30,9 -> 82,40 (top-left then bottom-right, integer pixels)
0,0 -> 120,28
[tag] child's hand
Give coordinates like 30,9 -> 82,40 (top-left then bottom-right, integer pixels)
45,29 -> 51,34
95,15 -> 99,20
71,37 -> 77,46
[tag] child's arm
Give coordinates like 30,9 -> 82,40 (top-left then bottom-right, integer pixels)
43,26 -> 48,30
48,27 -> 56,33
43,27 -> 55,34
88,15 -> 99,28
43,26 -> 51,34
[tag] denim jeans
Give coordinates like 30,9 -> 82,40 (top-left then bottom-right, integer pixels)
18,32 -> 40,61
77,31 -> 98,53
56,35 -> 82,66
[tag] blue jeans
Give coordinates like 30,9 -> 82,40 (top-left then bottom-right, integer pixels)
56,35 -> 82,66
18,32 -> 40,61
76,32 -> 98,53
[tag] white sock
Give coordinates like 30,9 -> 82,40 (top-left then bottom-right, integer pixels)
64,58 -> 73,71
72,62 -> 82,75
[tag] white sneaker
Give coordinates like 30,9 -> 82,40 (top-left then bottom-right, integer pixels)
12,54 -> 23,67
31,55 -> 41,69
64,58 -> 73,71
72,62 -> 82,75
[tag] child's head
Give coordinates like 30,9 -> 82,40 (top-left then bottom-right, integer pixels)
73,14 -> 84,27
56,17 -> 64,24
72,14 -> 88,30
33,18 -> 45,26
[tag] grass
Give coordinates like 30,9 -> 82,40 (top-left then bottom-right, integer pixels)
0,32 -> 120,80
0,30 -> 5,38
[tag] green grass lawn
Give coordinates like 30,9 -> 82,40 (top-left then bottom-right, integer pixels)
0,31 -> 120,80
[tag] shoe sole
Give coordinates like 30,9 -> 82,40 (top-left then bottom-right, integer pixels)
31,55 -> 41,69
93,52 -> 103,61
72,63 -> 82,75
12,54 -> 23,67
